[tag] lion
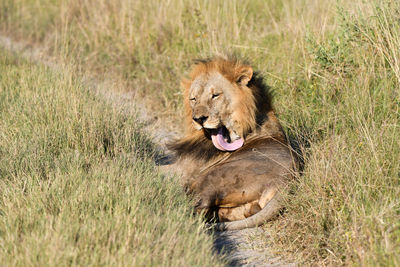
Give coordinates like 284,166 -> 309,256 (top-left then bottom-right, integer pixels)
167,57 -> 298,231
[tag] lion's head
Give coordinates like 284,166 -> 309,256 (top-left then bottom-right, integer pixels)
170,57 -> 278,159
182,58 -> 259,151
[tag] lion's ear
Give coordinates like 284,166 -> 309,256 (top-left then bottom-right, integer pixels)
236,66 -> 253,86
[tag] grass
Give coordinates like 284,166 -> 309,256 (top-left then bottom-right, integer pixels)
0,0 -> 338,112
0,51 -> 223,266
1,0 -> 400,265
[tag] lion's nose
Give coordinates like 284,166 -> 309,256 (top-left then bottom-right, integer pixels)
193,116 -> 208,125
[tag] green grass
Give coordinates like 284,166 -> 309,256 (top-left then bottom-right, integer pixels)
1,0 -> 400,265
0,51 -> 223,266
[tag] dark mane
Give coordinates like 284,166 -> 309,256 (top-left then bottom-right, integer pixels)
249,71 -> 274,126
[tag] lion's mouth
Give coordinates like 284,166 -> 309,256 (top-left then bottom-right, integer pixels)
210,127 -> 244,152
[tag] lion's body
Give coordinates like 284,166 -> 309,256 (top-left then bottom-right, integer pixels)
168,58 -> 297,230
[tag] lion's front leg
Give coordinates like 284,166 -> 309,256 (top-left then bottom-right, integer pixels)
193,189 -> 263,222
189,171 -> 265,222
218,201 -> 261,222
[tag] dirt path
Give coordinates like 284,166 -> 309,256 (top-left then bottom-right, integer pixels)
0,35 -> 292,266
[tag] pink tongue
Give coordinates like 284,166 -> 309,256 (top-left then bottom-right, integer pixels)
211,128 -> 244,151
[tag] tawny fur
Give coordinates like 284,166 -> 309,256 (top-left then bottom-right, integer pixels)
168,57 -> 297,230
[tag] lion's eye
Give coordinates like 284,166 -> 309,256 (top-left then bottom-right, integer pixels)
212,93 -> 220,99
189,97 -> 196,102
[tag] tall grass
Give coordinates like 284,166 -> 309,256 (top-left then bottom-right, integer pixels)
271,2 -> 400,265
0,0 -> 337,111
0,51 -> 223,266
1,0 -> 400,265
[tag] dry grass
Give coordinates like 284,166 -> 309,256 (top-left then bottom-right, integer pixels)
0,51 -> 223,266
0,0 -> 338,111
1,0 -> 400,265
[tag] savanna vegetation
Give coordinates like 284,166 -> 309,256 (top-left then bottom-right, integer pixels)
0,51 -> 223,265
0,0 -> 399,265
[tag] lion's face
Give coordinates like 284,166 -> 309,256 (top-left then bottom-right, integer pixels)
182,58 -> 258,151
189,71 -> 242,141
184,60 -> 258,154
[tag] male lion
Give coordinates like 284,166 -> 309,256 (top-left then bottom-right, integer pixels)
168,57 -> 297,230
